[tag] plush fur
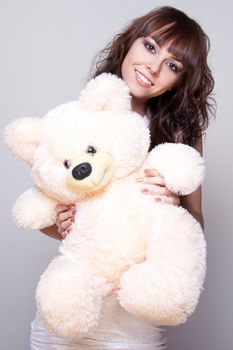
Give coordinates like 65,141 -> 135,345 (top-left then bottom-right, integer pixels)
5,73 -> 206,339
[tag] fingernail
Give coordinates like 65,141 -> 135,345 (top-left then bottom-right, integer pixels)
136,178 -> 143,182
155,197 -> 161,202
141,188 -> 148,193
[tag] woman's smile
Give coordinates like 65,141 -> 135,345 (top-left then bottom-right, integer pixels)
135,69 -> 154,87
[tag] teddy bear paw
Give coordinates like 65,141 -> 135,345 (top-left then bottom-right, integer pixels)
118,262 -> 189,325
36,257 -> 103,338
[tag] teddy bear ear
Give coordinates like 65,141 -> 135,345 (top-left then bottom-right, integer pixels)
78,73 -> 132,113
4,117 -> 43,165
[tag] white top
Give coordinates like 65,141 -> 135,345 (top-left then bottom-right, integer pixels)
31,296 -> 167,350
142,113 -> 150,127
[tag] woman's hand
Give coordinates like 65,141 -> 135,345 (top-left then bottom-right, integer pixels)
136,169 -> 180,205
55,204 -> 76,239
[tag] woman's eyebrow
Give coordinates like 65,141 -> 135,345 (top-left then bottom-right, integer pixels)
149,35 -> 160,47
172,56 -> 182,64
149,36 -> 183,64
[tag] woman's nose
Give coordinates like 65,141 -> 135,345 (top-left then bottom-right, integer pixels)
146,62 -> 161,76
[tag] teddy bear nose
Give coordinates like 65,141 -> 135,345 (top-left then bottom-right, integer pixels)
72,162 -> 92,180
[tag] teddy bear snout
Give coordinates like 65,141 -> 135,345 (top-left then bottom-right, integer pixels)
66,153 -> 113,193
72,162 -> 92,180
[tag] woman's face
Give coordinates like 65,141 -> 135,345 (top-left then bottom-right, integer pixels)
121,36 -> 184,106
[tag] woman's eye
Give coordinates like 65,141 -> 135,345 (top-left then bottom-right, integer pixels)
167,62 -> 178,73
86,145 -> 97,155
144,41 -> 156,54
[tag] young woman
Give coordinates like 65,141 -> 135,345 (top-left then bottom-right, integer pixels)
31,6 -> 215,350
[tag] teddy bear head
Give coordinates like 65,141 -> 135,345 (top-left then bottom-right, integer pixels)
5,74 -> 150,203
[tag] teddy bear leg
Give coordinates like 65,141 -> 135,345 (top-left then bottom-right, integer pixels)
36,255 -> 104,339
118,261 -> 189,326
118,206 -> 206,326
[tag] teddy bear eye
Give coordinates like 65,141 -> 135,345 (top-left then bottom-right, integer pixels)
86,145 -> 97,155
63,159 -> 72,169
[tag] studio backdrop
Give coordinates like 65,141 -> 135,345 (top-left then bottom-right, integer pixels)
1,1 -> 232,349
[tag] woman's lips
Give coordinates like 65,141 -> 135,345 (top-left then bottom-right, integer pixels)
135,69 -> 153,87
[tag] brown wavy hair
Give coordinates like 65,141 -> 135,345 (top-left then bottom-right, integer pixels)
89,6 -> 215,149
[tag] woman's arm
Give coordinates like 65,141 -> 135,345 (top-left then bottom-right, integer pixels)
180,186 -> 204,229
40,224 -> 62,241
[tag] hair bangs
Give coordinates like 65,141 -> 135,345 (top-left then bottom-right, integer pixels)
141,18 -> 202,70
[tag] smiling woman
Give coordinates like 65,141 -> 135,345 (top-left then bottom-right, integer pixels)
32,5 -> 215,350
121,36 -> 184,111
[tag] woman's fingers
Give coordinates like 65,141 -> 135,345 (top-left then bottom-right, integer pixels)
136,169 -> 165,186
155,195 -> 180,206
55,204 -> 72,215
138,168 -> 180,206
56,209 -> 74,226
137,168 -> 168,196
141,184 -> 171,196
57,218 -> 73,235
136,175 -> 165,186
144,168 -> 161,177
60,227 -> 72,239
55,204 -> 76,238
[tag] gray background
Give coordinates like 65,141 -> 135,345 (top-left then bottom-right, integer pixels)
1,1 -> 232,349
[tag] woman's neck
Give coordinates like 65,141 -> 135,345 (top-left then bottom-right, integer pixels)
131,97 -> 147,117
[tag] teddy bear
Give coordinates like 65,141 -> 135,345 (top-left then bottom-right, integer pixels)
5,73 -> 206,339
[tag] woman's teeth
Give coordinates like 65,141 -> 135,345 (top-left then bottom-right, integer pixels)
135,70 -> 153,86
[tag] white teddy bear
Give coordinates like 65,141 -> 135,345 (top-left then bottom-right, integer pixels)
5,73 -> 206,339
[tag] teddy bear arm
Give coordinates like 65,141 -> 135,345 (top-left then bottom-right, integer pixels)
143,143 -> 205,195
13,187 -> 59,230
